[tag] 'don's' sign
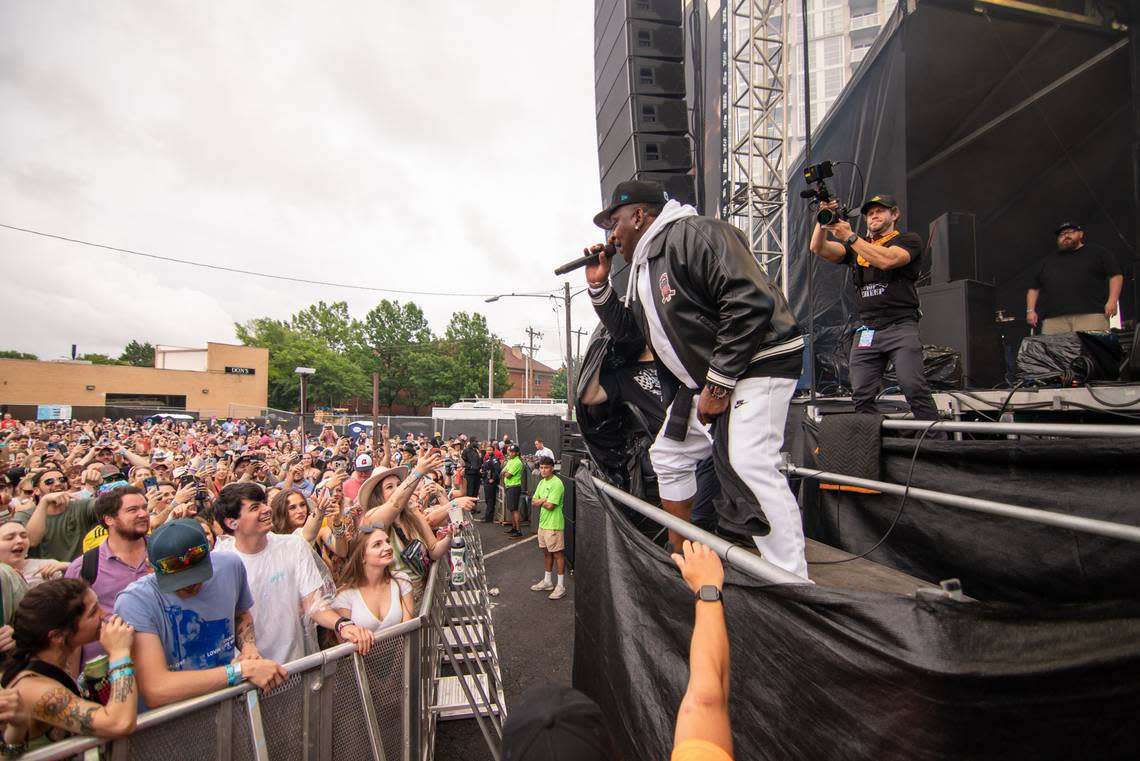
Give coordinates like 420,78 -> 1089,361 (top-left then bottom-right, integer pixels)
225,366 -> 256,375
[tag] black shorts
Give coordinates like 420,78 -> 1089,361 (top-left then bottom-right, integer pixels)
505,485 -> 522,513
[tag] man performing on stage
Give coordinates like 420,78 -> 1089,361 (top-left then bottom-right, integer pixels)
583,181 -> 809,579
809,194 -> 940,422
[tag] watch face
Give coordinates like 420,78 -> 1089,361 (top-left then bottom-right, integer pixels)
698,585 -> 721,602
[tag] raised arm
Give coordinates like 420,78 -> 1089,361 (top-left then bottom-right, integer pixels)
671,541 -> 732,757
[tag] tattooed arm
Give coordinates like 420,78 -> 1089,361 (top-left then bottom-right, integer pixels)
234,609 -> 261,661
18,675 -> 137,739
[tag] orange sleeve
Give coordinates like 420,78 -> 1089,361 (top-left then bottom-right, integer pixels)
670,738 -> 734,761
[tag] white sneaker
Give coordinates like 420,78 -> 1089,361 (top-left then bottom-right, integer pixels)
530,579 -> 554,592
548,586 -> 566,600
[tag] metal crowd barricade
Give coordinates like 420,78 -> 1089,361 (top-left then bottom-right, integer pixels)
19,523 -> 504,761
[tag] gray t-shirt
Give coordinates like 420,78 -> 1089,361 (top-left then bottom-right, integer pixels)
114,552 -> 254,672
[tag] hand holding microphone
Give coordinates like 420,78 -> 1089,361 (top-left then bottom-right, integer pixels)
553,242 -> 616,282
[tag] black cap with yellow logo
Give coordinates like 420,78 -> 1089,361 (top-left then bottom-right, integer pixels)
860,194 -> 899,215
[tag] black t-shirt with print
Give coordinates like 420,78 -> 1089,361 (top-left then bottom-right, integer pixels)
842,231 -> 924,328
1030,243 -> 1122,319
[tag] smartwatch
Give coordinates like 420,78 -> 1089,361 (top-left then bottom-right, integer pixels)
696,585 -> 722,603
845,233 -> 859,247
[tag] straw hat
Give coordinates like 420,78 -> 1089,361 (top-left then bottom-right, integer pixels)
356,465 -> 408,508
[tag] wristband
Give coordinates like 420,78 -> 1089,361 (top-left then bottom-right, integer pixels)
226,662 -> 242,687
109,657 -> 132,670
412,469 -> 425,480
335,617 -> 355,634
108,668 -> 134,683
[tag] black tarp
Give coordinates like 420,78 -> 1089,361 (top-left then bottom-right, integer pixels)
514,413 -> 564,460
786,1 -> 1135,385
573,466 -> 1140,761
801,430 -> 1140,604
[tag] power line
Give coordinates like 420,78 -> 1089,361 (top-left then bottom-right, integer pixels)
0,222 -> 558,300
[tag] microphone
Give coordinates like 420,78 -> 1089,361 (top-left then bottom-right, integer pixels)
554,243 -> 616,276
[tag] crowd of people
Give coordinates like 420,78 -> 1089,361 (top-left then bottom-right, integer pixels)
0,414 -> 547,753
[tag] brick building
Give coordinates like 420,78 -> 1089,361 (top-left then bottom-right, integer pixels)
499,343 -> 558,400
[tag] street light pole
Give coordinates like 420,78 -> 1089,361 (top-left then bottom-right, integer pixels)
295,367 -> 315,446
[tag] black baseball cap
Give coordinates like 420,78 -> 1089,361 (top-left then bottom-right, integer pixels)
593,180 -> 668,229
507,444 -> 521,454
860,193 -> 899,214
1054,221 -> 1082,235
502,686 -> 617,761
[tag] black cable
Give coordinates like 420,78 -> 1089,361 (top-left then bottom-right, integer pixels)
996,379 -> 1026,419
0,222 -> 555,299
1084,384 -> 1140,409
808,419 -> 939,565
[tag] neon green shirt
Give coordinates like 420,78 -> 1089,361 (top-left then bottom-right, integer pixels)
533,475 -> 565,531
503,456 -> 523,487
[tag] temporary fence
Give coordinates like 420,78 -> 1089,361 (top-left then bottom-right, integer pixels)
20,521 -> 505,761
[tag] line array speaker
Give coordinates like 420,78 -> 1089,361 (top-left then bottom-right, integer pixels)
594,0 -> 694,209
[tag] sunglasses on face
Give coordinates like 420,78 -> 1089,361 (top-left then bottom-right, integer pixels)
21,490 -> 34,496
153,543 -> 209,574
41,477 -> 68,486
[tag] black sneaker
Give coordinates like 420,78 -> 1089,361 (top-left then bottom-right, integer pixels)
507,529 -> 523,539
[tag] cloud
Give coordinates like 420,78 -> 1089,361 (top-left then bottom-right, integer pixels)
0,1 -> 604,367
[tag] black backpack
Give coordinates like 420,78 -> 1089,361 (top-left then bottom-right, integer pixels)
80,547 -> 100,585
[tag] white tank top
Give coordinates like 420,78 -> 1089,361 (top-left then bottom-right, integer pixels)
332,577 -> 410,633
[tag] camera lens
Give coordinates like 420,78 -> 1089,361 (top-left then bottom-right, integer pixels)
816,208 -> 836,226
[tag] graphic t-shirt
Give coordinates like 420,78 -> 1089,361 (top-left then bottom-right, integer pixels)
502,457 -> 523,488
533,476 -> 565,531
217,532 -> 328,664
114,552 -> 253,672
842,231 -> 924,328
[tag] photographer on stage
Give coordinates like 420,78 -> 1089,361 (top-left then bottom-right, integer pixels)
809,193 -> 940,422
583,181 -> 809,579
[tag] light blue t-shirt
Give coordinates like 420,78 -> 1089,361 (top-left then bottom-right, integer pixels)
114,552 -> 254,672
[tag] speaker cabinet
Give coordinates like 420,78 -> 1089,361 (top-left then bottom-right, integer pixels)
918,280 -> 1003,388
928,211 -> 979,285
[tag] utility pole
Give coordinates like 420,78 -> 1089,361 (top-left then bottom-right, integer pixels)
564,282 -> 574,419
524,327 -> 543,399
571,327 -> 588,370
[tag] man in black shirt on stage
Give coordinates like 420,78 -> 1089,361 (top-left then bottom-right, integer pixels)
809,193 -> 939,421
1026,222 -> 1123,335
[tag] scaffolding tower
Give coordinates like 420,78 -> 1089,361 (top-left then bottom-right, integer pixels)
722,0 -> 790,293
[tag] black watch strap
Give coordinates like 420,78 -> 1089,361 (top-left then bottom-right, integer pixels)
696,585 -> 722,603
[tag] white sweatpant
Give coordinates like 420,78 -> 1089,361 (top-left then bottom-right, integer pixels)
649,376 -> 809,579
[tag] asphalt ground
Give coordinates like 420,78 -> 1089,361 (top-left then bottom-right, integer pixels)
432,512 -> 576,760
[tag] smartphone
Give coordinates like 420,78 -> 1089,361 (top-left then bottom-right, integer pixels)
143,476 -> 158,492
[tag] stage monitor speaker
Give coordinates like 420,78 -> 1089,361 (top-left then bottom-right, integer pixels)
917,280 -> 1003,388
929,211 -> 978,285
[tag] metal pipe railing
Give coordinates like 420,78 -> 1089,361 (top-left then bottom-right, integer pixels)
591,476 -> 808,585
882,419 -> 1140,438
786,464 -> 1140,545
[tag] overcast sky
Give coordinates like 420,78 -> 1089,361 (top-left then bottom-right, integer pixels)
0,2 -> 604,370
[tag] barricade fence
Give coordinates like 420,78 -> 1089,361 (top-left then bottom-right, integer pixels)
21,520 -> 503,761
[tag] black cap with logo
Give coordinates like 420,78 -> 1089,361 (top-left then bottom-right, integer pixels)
592,181 -> 669,229
860,193 -> 900,215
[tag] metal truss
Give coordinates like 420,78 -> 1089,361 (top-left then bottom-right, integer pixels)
722,0 -> 789,293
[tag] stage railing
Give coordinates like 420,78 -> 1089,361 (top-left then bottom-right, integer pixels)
882,419 -> 1140,438
17,525 -> 497,761
591,477 -> 808,585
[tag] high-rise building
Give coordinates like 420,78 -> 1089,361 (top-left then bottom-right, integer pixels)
783,0 -> 894,160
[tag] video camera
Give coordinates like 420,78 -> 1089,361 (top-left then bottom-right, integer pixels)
800,160 -> 850,226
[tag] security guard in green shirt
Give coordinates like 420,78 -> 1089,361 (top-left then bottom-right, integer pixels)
502,445 -> 525,538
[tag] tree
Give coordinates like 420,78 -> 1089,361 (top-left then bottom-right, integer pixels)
78,353 -> 123,365
0,350 -> 37,360
118,340 -> 155,368
236,315 -> 368,411
358,300 -> 435,410
290,301 -> 358,354
444,312 -> 509,400
549,366 -> 567,400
